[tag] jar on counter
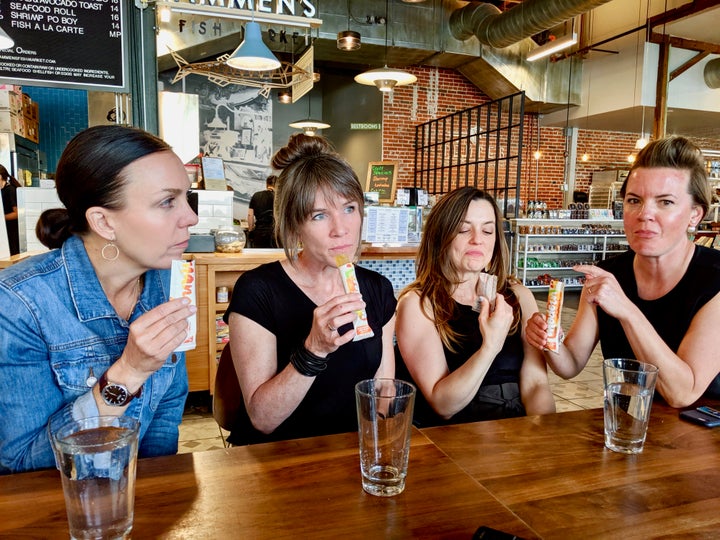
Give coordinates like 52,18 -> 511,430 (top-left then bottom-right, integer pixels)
216,286 -> 229,303
213,226 -> 246,253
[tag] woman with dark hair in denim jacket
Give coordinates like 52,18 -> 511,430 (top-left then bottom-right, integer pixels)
0,125 -> 198,473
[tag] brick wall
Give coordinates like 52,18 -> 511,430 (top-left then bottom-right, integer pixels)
383,66 -> 720,210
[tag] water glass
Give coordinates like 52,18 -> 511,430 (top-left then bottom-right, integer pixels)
603,358 -> 659,454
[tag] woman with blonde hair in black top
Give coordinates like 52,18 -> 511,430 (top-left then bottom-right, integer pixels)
526,135 -> 720,407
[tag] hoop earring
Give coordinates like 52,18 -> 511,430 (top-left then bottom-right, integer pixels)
101,242 -> 120,261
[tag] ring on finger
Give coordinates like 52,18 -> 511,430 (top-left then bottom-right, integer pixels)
328,324 -> 337,332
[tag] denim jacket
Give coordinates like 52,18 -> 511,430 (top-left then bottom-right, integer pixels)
0,236 -> 188,474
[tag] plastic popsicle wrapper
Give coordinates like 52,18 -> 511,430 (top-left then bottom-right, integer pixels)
544,279 -> 564,353
472,272 -> 498,313
170,259 -> 197,351
335,254 -> 374,342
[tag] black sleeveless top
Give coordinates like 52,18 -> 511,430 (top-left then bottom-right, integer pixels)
396,299 -> 526,427
597,246 -> 720,398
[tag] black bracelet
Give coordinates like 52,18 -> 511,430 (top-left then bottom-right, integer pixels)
289,345 -> 328,377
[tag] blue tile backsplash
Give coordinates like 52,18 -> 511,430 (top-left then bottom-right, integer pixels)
360,259 -> 416,294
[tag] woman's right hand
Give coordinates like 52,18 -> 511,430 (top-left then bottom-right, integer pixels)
525,312 -> 549,351
476,293 -> 513,355
305,292 -> 364,357
120,297 -> 197,380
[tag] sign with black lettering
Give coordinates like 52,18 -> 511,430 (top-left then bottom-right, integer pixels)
365,161 -> 397,203
0,0 -> 127,91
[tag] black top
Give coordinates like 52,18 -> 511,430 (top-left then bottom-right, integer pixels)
223,261 -> 396,444
1,181 -> 18,255
598,246 -> 720,398
248,189 -> 275,248
396,297 -> 526,428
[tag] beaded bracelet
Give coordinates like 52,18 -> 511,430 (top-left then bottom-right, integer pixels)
289,345 -> 328,377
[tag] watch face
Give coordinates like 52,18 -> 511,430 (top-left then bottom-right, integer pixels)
102,384 -> 130,406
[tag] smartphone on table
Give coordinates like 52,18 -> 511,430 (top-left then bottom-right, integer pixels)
679,406 -> 720,428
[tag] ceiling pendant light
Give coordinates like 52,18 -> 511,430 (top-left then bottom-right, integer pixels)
277,90 -> 292,104
355,66 -> 416,92
337,2 -> 361,51
337,30 -> 361,51
0,25 -> 14,50
355,0 -> 416,92
226,21 -> 280,71
289,95 -> 330,136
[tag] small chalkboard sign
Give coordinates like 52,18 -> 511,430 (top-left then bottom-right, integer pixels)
365,161 -> 398,203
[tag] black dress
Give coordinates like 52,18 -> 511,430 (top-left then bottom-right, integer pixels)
1,181 -> 19,255
597,246 -> 720,398
248,189 -> 276,248
396,300 -> 527,428
223,261 -> 396,444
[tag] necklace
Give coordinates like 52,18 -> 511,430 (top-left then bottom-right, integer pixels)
124,278 -> 142,321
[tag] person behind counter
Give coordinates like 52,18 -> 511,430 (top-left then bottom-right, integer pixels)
395,187 -> 556,427
223,133 -> 396,445
247,174 -> 278,248
0,125 -> 198,474
526,135 -> 720,407
0,164 -> 20,255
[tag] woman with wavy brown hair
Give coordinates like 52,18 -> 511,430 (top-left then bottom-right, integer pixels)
396,187 -> 555,427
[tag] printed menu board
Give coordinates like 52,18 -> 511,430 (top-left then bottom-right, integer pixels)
365,161 -> 397,203
0,0 -> 127,91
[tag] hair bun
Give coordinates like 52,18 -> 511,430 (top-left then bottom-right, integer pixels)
271,133 -> 335,171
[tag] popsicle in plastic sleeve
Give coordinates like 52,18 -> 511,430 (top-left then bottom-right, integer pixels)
335,254 -> 374,342
170,259 -> 197,352
472,272 -> 498,313
545,279 -> 564,353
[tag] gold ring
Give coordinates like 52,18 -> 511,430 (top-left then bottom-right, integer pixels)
328,324 -> 336,332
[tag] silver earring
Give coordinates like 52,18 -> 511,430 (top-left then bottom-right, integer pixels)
101,241 -> 120,261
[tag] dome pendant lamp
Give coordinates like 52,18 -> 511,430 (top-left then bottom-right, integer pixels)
355,0 -> 415,92
227,21 -> 281,71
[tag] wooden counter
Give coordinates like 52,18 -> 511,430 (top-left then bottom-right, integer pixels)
185,245 -> 417,392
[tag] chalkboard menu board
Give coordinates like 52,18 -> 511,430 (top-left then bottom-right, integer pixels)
365,161 -> 398,203
0,0 -> 127,91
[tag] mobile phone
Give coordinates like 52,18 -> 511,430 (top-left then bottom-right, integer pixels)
473,526 -> 525,540
680,409 -> 720,428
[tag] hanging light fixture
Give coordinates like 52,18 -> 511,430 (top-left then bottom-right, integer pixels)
526,32 -> 578,62
337,0 -> 361,51
289,95 -> 330,136
0,26 -> 14,50
337,30 -> 361,51
226,20 -> 280,71
355,0 -> 416,92
277,90 -> 292,104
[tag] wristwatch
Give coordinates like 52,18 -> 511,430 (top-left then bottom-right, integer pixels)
98,371 -> 142,407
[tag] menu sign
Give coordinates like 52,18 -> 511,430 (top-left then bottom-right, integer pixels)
365,161 -> 398,203
0,0 -> 127,91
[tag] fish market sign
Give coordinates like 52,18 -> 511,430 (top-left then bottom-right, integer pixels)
158,0 -> 321,26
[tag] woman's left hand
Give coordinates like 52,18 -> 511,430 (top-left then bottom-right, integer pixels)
476,293 -> 514,355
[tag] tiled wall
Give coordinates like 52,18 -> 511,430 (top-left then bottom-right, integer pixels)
17,187 -> 63,253
190,190 -> 234,234
22,87 -> 88,173
360,259 -> 416,295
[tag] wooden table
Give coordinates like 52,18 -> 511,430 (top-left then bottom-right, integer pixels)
0,430 -> 534,538
423,401 -> 720,539
2,402 -> 718,538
